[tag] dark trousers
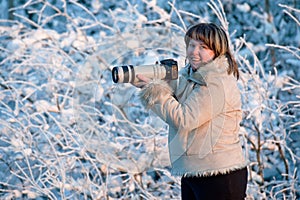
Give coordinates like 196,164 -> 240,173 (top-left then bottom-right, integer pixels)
181,167 -> 248,200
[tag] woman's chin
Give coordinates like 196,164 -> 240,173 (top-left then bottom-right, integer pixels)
191,62 -> 201,70
191,66 -> 198,71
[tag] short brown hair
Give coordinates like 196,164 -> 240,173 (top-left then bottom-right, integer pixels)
185,23 -> 239,79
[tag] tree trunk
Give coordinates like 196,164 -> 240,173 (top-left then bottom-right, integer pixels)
8,0 -> 14,20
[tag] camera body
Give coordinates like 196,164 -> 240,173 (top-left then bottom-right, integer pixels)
112,59 -> 178,83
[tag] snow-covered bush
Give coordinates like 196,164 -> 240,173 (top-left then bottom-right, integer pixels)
0,0 -> 299,199
233,3 -> 300,199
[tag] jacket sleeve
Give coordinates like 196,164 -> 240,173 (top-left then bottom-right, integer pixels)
139,78 -> 225,132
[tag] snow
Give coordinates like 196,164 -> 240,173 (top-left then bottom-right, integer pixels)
0,0 -> 299,199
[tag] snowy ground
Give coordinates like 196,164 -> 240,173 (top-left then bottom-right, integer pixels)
0,0 -> 299,199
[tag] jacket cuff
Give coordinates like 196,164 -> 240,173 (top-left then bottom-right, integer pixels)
139,79 -> 173,109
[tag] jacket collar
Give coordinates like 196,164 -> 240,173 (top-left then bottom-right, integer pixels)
182,55 -> 229,86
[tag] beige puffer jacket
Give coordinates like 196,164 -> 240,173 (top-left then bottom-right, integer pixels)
139,55 -> 247,177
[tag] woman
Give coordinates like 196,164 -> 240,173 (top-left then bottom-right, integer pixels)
134,23 -> 248,199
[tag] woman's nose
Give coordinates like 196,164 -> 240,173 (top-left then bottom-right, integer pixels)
192,48 -> 199,56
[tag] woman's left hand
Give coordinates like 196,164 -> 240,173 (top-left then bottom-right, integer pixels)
132,74 -> 151,88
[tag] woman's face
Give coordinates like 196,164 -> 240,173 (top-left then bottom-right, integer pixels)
187,39 -> 215,70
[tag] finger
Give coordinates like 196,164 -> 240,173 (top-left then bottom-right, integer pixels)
137,74 -> 150,83
132,81 -> 146,88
